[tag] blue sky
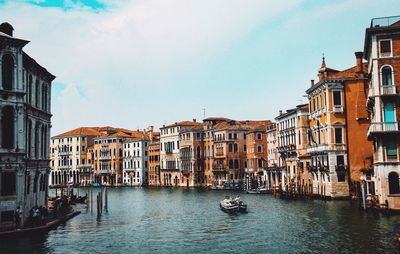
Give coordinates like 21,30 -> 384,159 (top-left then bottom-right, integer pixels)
0,0 -> 399,135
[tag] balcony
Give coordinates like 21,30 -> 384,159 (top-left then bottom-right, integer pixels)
368,122 -> 399,138
368,85 -> 398,97
99,169 -> 112,174
333,105 -> 344,113
381,85 -> 398,96
58,151 -> 72,156
99,156 -> 111,161
307,144 -> 329,154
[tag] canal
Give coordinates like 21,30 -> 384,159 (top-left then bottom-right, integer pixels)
1,188 -> 400,253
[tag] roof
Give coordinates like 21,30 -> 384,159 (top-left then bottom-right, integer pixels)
180,125 -> 204,132
213,120 -> 271,131
203,117 -> 232,122
161,121 -> 202,129
123,134 -> 151,142
23,52 -> 55,81
364,16 -> 400,59
53,127 -> 104,138
306,63 -> 368,94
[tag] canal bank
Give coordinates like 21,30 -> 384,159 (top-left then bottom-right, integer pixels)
1,187 -> 400,253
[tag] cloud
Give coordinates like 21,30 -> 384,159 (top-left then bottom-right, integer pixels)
0,0 -> 301,134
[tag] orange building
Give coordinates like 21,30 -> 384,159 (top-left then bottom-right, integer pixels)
306,54 -> 372,198
179,125 -> 205,187
245,126 -> 268,189
148,142 -> 161,187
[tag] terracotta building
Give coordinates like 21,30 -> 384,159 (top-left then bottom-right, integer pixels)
364,16 -> 400,210
179,125 -> 205,187
306,54 -> 371,198
148,141 -> 160,187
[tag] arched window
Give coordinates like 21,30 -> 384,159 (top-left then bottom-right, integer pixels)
2,54 -> 14,90
1,106 -> 14,149
42,84 -> 46,111
35,124 -> 40,158
389,172 -> 400,194
197,146 -> 201,159
382,66 -> 393,86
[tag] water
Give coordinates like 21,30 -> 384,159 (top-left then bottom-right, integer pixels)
1,188 -> 400,254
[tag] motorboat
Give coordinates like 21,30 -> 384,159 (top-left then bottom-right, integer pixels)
220,196 -> 247,213
246,189 -> 259,194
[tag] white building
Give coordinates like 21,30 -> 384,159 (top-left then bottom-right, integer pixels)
123,137 -> 149,186
159,120 -> 200,187
364,16 -> 400,210
50,127 -> 101,187
0,22 -> 55,229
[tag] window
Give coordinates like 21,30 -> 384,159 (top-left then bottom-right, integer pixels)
1,172 -> 16,196
234,160 -> 239,169
386,140 -> 398,159
333,91 -> 341,106
1,106 -> 14,149
229,160 -> 233,169
380,40 -> 392,57
384,103 -> 395,123
381,66 -> 393,86
243,145 -> 247,152
257,145 -> 262,153
2,54 -> 14,90
228,144 -> 233,152
258,159 -> 263,168
389,172 -> 400,194
257,133 -> 262,140
334,128 -> 343,144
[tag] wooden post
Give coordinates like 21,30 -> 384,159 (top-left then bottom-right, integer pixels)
104,187 -> 108,211
90,189 -> 93,212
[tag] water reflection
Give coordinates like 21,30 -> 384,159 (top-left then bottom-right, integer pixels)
1,188 -> 400,253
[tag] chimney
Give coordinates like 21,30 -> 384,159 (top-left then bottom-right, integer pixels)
355,51 -> 363,73
193,119 -> 196,123
0,22 -> 14,36
310,80 -> 314,87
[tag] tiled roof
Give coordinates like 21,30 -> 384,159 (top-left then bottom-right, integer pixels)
214,120 -> 271,131
53,127 -> 104,138
162,121 -> 202,129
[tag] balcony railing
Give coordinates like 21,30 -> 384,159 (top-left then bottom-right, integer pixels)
333,105 -> 344,113
381,85 -> 398,96
307,144 -> 329,154
368,122 -> 399,136
370,15 -> 400,28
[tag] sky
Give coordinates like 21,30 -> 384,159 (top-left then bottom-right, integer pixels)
0,0 -> 399,135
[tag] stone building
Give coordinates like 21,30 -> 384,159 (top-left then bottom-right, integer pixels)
265,123 -> 281,190
159,120 -> 201,187
364,16 -> 400,209
179,125 -> 205,187
50,127 -> 102,186
306,54 -> 371,198
0,23 -> 55,229
275,104 -> 311,193
122,135 -> 150,186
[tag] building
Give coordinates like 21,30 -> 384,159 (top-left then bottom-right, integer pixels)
50,127 -> 102,187
306,54 -> 371,198
364,16 -> 400,209
148,141 -> 160,187
179,125 -> 205,187
265,123 -> 281,190
245,125 -> 268,189
122,135 -> 150,186
0,23 -> 55,229
159,120 -> 201,187
275,104 -> 311,194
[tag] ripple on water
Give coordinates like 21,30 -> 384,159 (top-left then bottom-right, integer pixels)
1,188 -> 400,254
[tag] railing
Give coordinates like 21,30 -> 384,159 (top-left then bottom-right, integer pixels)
368,122 -> 399,135
99,169 -> 112,174
99,156 -> 111,160
307,144 -> 329,153
370,15 -> 400,28
58,151 -> 72,156
333,105 -> 344,113
381,85 -> 397,96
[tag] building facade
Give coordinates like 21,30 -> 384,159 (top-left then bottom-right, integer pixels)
159,120 -> 201,187
0,23 -> 54,229
123,137 -> 149,186
148,142 -> 160,187
364,16 -> 400,209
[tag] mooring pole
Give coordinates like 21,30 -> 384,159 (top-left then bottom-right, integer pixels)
104,187 -> 108,211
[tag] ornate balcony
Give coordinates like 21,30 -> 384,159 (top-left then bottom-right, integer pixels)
381,85 -> 398,96
368,122 -> 399,138
307,144 -> 329,154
